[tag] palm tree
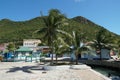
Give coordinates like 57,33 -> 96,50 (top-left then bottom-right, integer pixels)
72,31 -> 90,64
35,9 -> 69,65
117,42 -> 120,58
93,28 -> 114,60
53,37 -> 69,64
113,39 -> 120,58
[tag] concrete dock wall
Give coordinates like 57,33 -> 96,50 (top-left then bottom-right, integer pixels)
79,60 -> 120,69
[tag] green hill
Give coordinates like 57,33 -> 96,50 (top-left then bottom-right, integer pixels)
0,16 -> 119,44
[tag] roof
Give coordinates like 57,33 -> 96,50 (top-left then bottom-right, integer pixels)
15,46 -> 32,52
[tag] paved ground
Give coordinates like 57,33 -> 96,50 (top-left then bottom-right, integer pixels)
0,62 -> 111,80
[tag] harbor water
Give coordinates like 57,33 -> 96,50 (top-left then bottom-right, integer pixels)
90,65 -> 120,80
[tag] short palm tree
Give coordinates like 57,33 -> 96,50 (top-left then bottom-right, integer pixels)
53,37 -> 69,64
117,43 -> 120,58
113,39 -> 120,58
72,31 -> 90,64
93,28 -> 114,60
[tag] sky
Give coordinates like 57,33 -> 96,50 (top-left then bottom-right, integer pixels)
0,0 -> 120,35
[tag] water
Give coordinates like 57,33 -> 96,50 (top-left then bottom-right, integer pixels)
90,65 -> 120,79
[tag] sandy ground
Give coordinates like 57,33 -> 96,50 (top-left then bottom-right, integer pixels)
0,62 -> 111,80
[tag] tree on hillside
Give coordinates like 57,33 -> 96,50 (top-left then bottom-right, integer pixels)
35,9 -> 70,65
7,42 -> 16,52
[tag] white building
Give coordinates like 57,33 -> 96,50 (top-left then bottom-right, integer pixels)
81,48 -> 111,60
23,39 -> 41,52
23,39 -> 41,47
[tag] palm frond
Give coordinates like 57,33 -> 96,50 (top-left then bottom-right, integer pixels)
33,28 -> 47,34
57,29 -> 72,38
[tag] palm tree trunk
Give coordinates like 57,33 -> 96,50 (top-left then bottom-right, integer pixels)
96,47 -> 102,60
56,54 -> 58,64
100,51 -> 102,60
50,40 -> 54,65
76,58 -> 78,65
75,53 -> 78,65
51,49 -> 54,65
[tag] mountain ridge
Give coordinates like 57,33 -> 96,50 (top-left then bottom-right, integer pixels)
0,16 -> 119,44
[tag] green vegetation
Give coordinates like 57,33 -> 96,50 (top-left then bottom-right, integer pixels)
0,9 -> 120,59
71,31 -> 90,64
35,9 -> 68,64
7,42 -> 16,52
53,37 -> 70,63
89,28 -> 115,60
1,9 -> 120,63
0,14 -> 119,44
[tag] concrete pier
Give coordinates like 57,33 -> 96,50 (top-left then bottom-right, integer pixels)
0,62 -> 110,80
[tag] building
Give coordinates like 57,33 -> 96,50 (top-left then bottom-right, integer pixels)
23,39 -> 41,47
0,43 -> 9,52
80,48 -> 111,60
13,39 -> 41,62
0,44 -> 5,51
23,39 -> 41,52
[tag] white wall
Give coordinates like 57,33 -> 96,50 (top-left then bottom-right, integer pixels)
23,39 -> 41,47
81,49 -> 110,59
101,49 -> 110,59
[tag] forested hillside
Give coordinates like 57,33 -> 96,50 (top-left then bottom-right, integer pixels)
0,16 -> 119,44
